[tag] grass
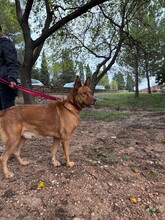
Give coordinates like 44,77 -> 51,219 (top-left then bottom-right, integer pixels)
94,149 -> 118,164
81,92 -> 165,121
17,92 -> 165,121
95,92 -> 165,110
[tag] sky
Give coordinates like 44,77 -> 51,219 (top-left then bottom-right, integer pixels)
138,76 -> 158,90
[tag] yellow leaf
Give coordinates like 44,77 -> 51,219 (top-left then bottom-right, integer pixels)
131,167 -> 139,173
37,181 -> 46,188
129,196 -> 137,204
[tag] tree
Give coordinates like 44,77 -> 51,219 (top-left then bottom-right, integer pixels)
58,49 -> 75,86
0,0 -> 21,43
0,0 -> 23,67
152,16 -> 165,84
99,74 -> 110,89
111,80 -> 118,90
50,49 -> 75,87
50,62 -> 62,87
31,67 -> 40,80
40,51 -> 50,87
13,0 -> 109,103
126,74 -> 134,92
119,0 -> 164,96
78,62 -> 85,83
62,0 -> 152,94
86,64 -> 92,79
5,0 -> 158,102
113,72 -> 125,90
156,58 -> 165,85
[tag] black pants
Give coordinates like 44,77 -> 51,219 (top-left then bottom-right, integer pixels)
0,87 -> 17,110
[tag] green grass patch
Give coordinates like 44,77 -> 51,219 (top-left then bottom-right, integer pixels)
95,149 -> 118,164
81,92 -> 165,121
95,92 -> 165,111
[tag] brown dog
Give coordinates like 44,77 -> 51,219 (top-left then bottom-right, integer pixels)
0,76 -> 96,178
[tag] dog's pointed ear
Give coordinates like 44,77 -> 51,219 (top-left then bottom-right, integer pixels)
74,75 -> 82,90
84,77 -> 91,87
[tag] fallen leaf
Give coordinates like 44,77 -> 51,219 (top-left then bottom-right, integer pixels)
37,181 -> 46,188
131,167 -> 139,173
129,196 -> 137,204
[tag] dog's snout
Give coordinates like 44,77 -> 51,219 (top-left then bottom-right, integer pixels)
93,97 -> 97,104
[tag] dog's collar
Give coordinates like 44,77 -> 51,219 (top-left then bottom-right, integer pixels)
64,100 -> 81,112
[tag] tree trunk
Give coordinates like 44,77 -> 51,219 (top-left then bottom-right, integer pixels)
135,68 -> 139,98
20,60 -> 35,104
135,43 -> 140,98
145,54 -> 151,94
146,70 -> 151,94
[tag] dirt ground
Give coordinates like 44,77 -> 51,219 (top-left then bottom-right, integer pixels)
0,105 -> 165,219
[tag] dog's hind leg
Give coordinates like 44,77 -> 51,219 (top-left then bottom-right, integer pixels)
51,138 -> 61,166
62,140 -> 74,167
0,138 -> 20,178
12,137 -> 30,166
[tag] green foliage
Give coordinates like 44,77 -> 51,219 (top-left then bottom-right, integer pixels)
113,72 -> 125,90
95,149 -> 118,164
99,74 -> 110,89
0,0 -> 23,67
50,62 -> 62,87
155,57 -> 165,85
51,49 -> 75,86
31,67 -> 40,80
95,92 -> 165,111
59,49 -> 75,85
40,51 -> 50,86
120,0 -> 165,88
126,74 -> 134,92
78,61 -> 85,83
0,0 -> 21,37
111,80 -> 118,90
81,92 -> 165,122
3,0 -> 164,103
85,64 -> 92,79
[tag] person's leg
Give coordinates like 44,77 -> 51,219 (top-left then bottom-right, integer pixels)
0,91 -> 4,110
0,89 -> 16,110
0,91 -> 5,153
0,89 -> 16,153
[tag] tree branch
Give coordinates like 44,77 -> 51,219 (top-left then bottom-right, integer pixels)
33,0 -> 109,48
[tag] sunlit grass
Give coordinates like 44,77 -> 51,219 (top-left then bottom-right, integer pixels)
81,92 -> 165,121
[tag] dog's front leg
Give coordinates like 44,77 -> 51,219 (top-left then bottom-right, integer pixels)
62,140 -> 74,167
51,138 -> 61,166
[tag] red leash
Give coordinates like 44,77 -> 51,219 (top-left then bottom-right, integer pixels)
0,77 -> 63,101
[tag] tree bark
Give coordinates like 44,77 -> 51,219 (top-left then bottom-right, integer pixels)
145,53 -> 151,94
135,43 -> 139,98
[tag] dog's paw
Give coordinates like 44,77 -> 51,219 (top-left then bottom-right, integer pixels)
5,171 -> 14,178
52,160 -> 61,167
67,161 -> 75,167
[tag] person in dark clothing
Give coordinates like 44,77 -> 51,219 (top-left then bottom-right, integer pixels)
0,25 -> 20,152
0,25 -> 20,110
